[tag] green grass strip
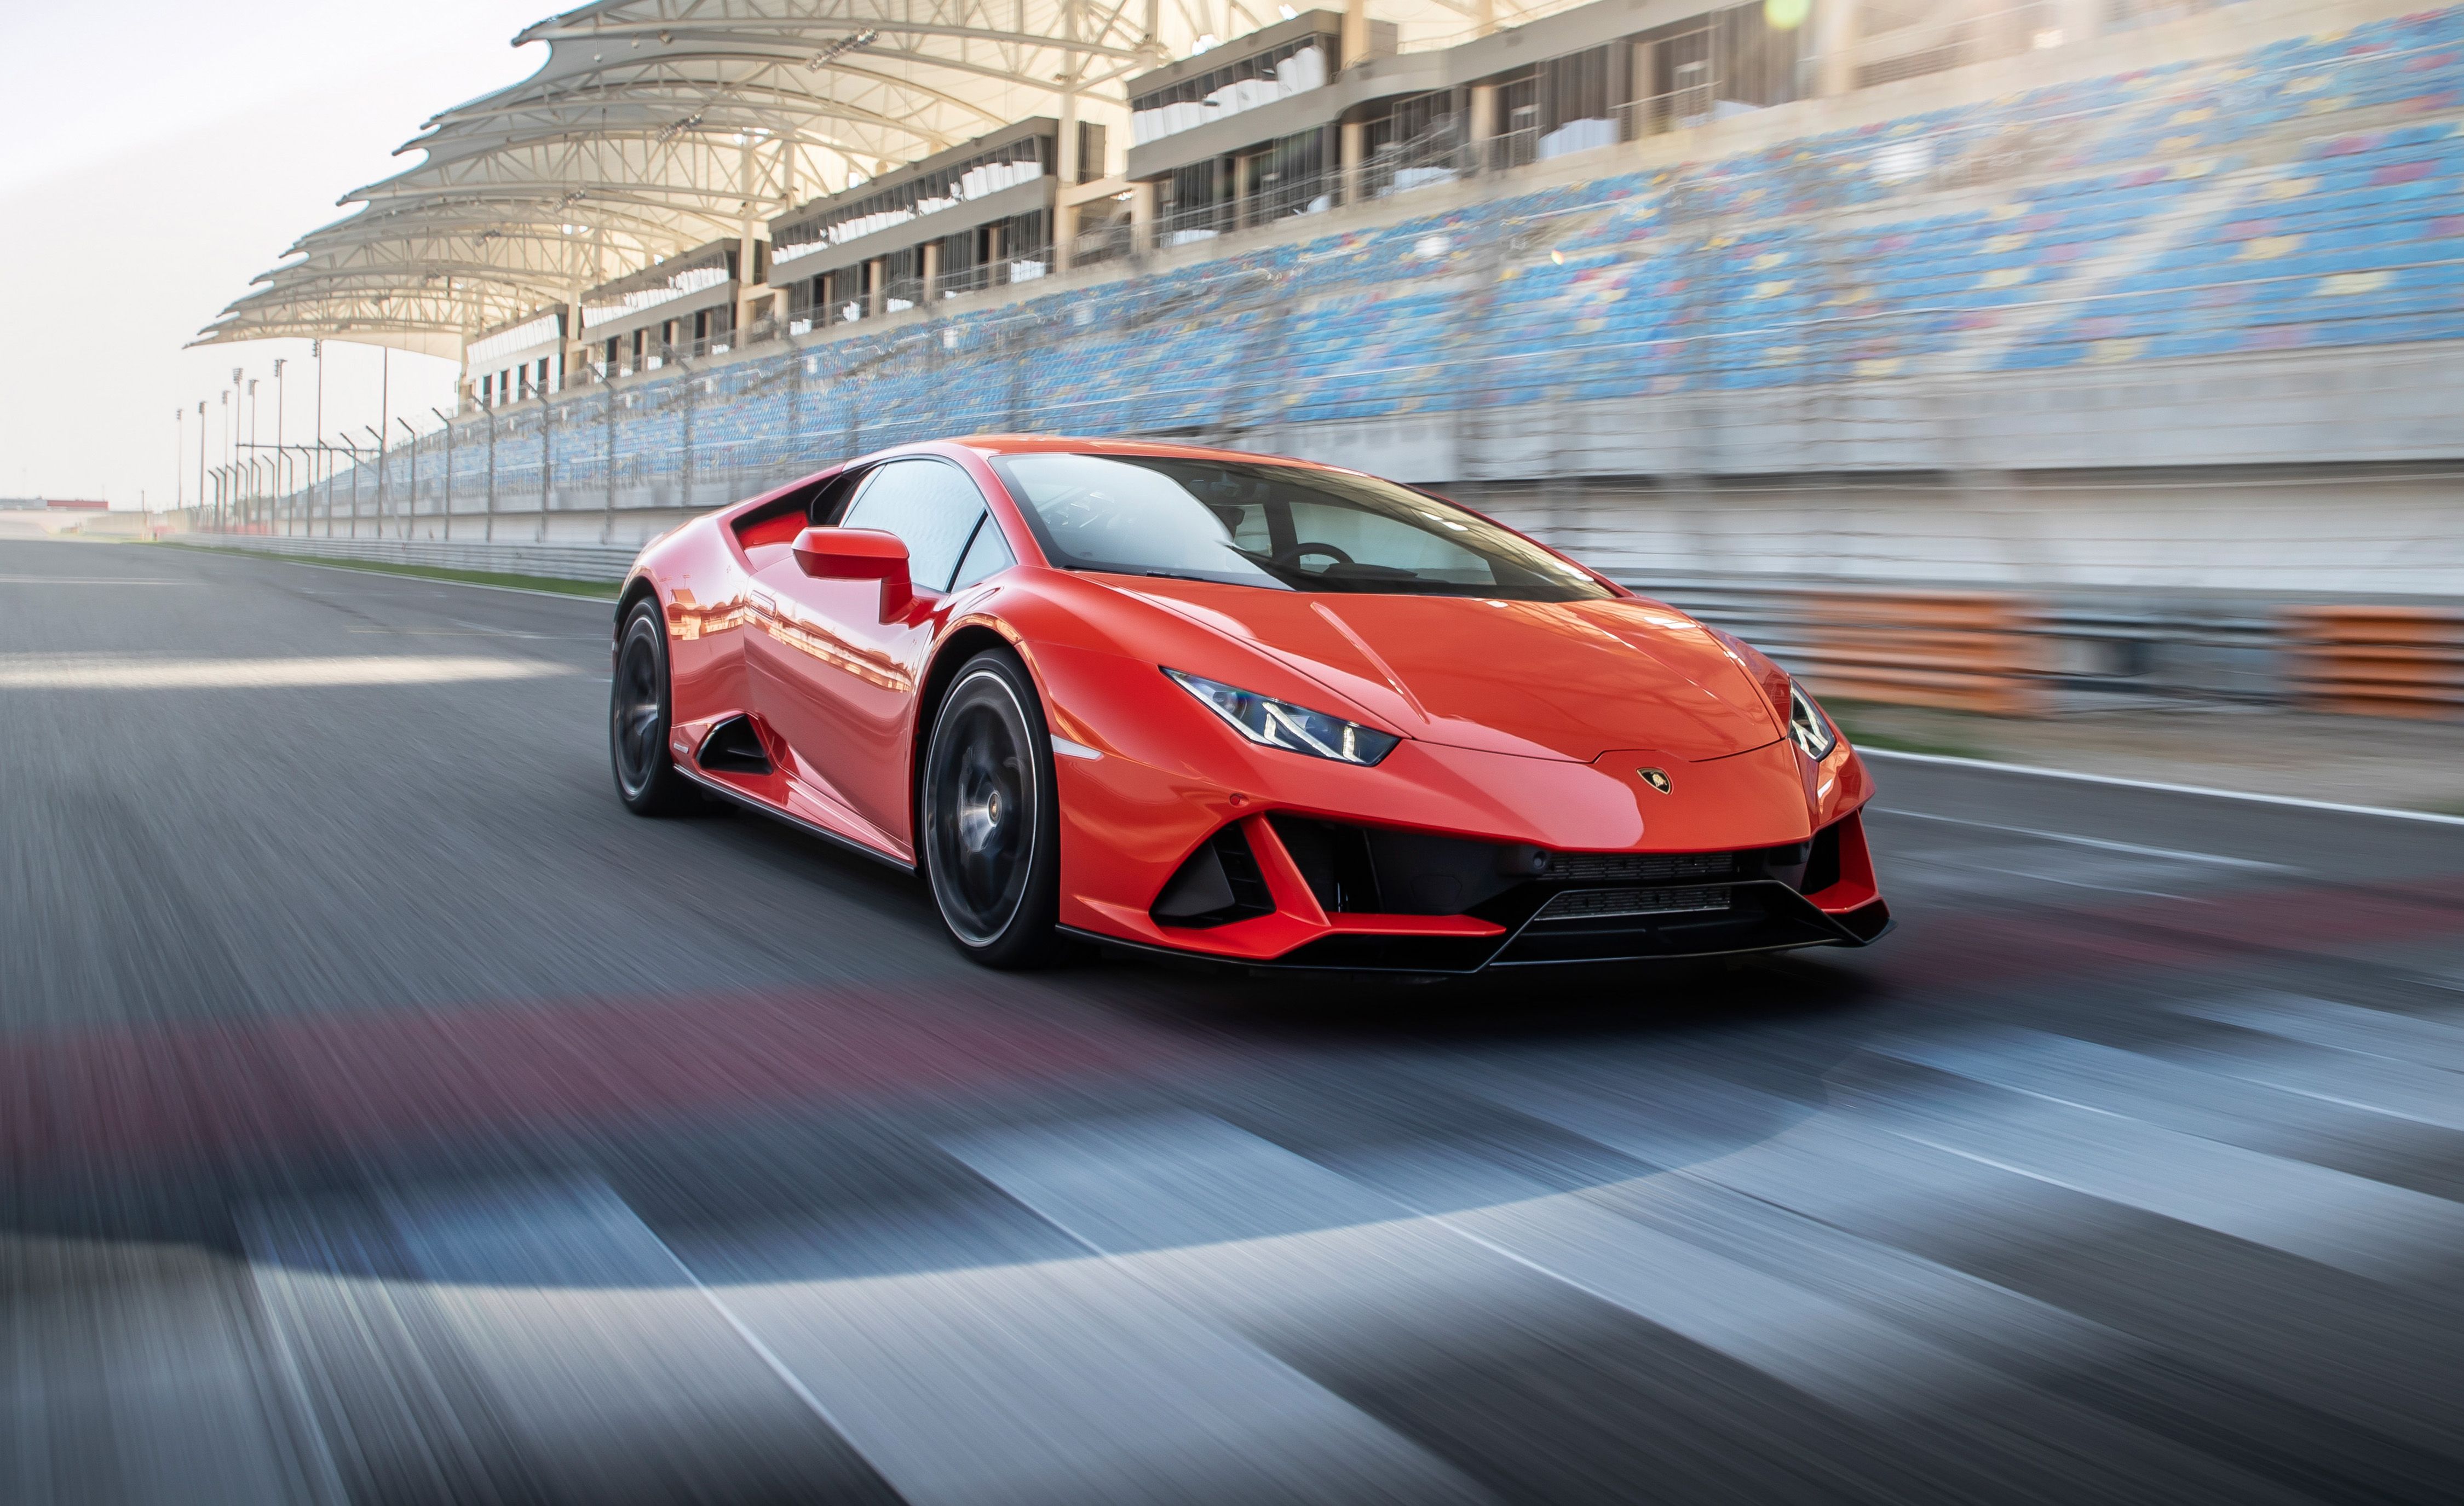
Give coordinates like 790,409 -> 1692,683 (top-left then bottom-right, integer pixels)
162,541 -> 622,600
1823,700 -> 1993,762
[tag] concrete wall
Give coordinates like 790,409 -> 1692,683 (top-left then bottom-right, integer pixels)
1256,344 -> 2464,483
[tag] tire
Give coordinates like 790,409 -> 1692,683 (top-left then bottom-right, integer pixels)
609,598 -> 698,815
920,649 -> 1066,968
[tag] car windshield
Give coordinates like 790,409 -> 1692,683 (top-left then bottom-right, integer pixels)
988,452 -> 1614,601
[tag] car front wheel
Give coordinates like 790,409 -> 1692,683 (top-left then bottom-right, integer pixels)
921,649 -> 1064,968
610,597 -> 697,815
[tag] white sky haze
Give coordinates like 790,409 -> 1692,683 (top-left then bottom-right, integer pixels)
0,0 -> 552,507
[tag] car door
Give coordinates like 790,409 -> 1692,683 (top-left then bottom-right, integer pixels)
748,456 -> 995,853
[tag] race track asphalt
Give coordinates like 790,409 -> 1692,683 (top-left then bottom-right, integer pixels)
5,537 -> 2463,1506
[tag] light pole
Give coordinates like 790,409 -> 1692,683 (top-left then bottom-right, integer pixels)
431,407 -> 455,539
174,408 -> 183,521
602,367 -> 617,544
219,389 -> 232,531
483,403 -> 497,542
364,424 -> 386,539
195,401 -> 206,528
377,344 -> 390,534
537,399 -> 553,543
245,378 -> 259,532
312,340 -> 327,536
396,416 -> 418,539
272,358 -> 287,534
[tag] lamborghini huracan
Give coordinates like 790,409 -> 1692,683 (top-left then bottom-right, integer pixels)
611,437 -> 1890,972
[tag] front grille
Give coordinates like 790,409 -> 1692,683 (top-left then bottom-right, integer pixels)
1534,886 -> 1734,921
1544,850 -> 1736,883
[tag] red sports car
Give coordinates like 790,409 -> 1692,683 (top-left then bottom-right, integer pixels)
611,437 -> 1889,972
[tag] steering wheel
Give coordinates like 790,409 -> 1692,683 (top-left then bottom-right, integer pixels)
1272,541 -> 1355,570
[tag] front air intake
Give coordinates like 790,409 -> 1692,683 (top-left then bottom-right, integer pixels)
1151,824 -> 1276,928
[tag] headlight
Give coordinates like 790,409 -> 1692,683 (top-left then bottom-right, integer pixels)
1164,669 -> 1401,766
1788,681 -> 1838,761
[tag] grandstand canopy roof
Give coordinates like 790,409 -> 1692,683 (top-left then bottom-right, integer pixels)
196,0 -> 1573,360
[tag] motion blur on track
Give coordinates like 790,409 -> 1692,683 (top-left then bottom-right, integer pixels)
8,535 -> 2464,1506
613,437 -> 1889,974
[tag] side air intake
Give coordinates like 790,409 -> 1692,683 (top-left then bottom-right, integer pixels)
1151,824 -> 1276,928
696,715 -> 774,775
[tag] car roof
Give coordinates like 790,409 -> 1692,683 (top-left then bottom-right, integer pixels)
952,435 -> 1340,469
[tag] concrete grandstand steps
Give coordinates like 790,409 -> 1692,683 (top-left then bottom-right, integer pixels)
1956,175 -> 2253,369
231,4 -> 2464,607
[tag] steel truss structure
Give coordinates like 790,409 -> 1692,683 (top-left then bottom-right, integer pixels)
195,0 -> 1555,357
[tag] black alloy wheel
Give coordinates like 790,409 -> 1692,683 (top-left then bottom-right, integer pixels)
610,599 -> 696,815
922,649 -> 1064,968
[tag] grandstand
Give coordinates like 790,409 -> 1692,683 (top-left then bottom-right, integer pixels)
199,0 -> 2463,599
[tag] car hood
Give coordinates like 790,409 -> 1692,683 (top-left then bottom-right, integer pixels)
1112,579 -> 1784,762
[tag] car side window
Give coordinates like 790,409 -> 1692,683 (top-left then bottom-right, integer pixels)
948,515 -> 1017,591
807,468 -> 867,525
838,459 -> 987,591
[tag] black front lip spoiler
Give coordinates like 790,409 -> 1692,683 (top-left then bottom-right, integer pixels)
1064,882 -> 1893,978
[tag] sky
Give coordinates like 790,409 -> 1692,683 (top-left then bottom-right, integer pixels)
0,0 -> 555,508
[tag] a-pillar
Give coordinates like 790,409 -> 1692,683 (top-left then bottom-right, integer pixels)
1814,0 -> 1859,97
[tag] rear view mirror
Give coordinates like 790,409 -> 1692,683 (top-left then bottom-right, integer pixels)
792,526 -> 913,618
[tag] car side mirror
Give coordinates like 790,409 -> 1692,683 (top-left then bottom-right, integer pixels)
792,526 -> 912,619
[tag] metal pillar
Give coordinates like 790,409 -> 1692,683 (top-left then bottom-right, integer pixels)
602,381 -> 617,544
537,405 -> 552,542
485,409 -> 497,542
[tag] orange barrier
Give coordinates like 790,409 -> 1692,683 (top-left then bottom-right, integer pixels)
2281,606 -> 2464,718
1795,591 -> 2051,716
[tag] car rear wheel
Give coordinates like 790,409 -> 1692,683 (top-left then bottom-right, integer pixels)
922,649 -> 1064,968
610,598 -> 697,815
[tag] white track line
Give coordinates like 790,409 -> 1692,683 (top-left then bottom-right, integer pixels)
1871,807 -> 2294,871
1861,746 -> 2464,826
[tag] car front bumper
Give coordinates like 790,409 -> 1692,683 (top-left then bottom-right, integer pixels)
1035,642 -> 1889,972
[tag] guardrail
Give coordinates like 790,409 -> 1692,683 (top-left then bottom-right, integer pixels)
1794,590 -> 2051,716
154,537 -> 2460,719
165,533 -> 638,584
2283,606 -> 2464,719
1633,578 -> 2293,715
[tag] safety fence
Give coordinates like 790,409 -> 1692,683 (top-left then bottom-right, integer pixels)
164,533 -> 638,585
1792,591 -> 2052,717
2282,605 -> 2464,717
166,531 -> 2459,718
1648,581 -> 2281,714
